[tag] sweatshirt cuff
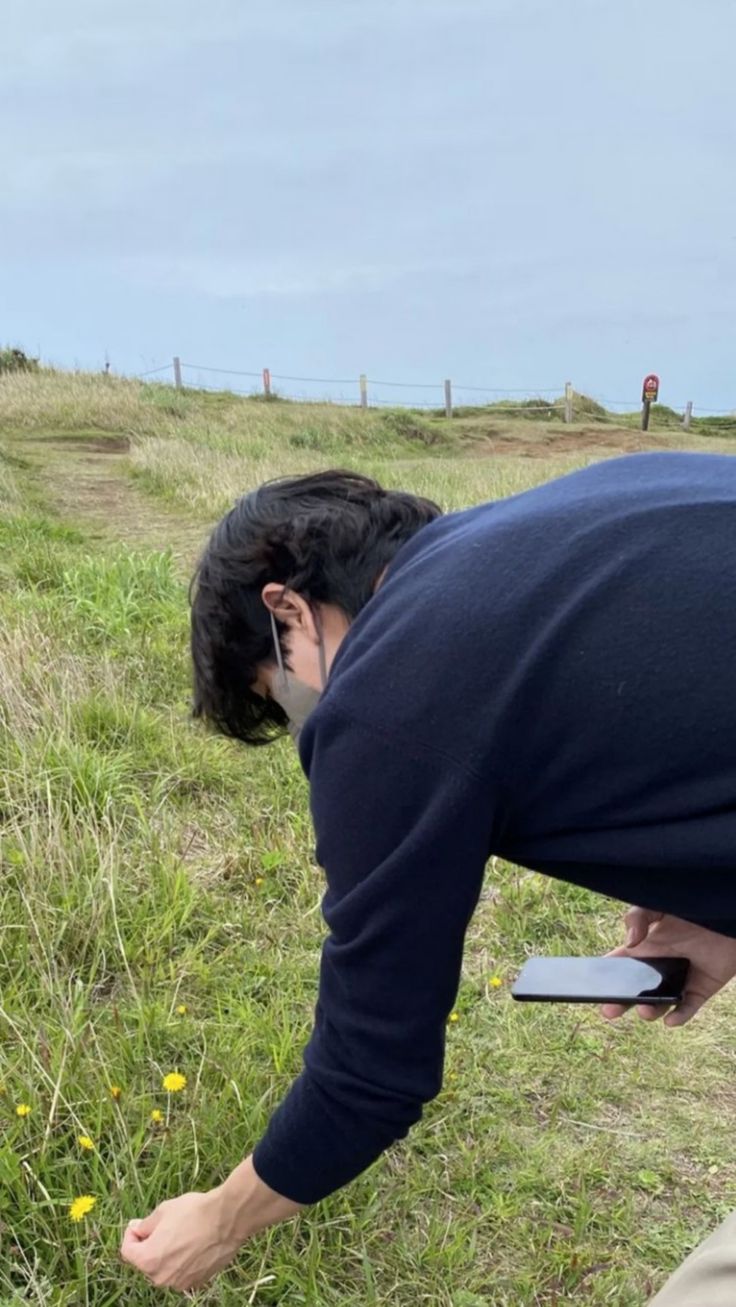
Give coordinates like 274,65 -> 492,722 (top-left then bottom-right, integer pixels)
251,1071 -> 400,1205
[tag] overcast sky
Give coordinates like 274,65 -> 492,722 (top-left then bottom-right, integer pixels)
2,0 -> 735,411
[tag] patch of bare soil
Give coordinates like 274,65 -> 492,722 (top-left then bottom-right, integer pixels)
466,425 -> 670,459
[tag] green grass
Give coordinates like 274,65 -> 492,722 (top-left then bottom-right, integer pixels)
0,448 -> 22,511
2,375 -> 736,1304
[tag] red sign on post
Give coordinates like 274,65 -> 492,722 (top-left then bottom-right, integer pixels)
642,373 -> 660,403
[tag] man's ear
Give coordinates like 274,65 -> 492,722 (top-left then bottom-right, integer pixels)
261,583 -> 299,624
261,584 -> 318,639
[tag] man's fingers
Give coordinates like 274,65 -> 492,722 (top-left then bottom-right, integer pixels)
664,992 -> 705,1027
130,1209 -> 161,1240
600,1001 -> 668,1022
120,1214 -> 161,1269
635,1003 -> 667,1021
624,906 -> 663,948
600,1002 -> 629,1020
120,1226 -> 148,1265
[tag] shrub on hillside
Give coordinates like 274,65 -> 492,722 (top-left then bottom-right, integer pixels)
0,347 -> 39,375
380,408 -> 442,446
570,392 -> 608,420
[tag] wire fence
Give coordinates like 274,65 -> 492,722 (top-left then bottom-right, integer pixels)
126,358 -> 736,424
131,359 -> 571,417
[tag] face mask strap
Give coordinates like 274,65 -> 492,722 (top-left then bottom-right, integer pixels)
314,607 -> 328,689
271,602 -> 328,691
270,610 -> 289,691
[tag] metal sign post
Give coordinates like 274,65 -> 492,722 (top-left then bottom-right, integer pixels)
641,373 -> 660,431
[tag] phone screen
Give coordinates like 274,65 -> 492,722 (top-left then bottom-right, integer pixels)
511,956 -> 689,1005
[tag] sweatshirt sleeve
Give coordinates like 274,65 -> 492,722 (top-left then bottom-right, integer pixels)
252,706 -> 497,1204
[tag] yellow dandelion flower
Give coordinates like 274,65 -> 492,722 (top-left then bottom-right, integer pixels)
78,1135 -> 95,1151
489,976 -> 503,989
109,1085 -> 122,1101
176,1004 -> 187,1016
448,1071 -> 458,1080
16,1103 -> 31,1117
162,1072 -> 186,1093
449,1011 -> 460,1024
255,876 -> 265,887
69,1194 -> 96,1223
150,1108 -> 164,1124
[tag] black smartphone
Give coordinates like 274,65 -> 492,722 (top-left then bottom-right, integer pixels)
511,956 -> 689,1005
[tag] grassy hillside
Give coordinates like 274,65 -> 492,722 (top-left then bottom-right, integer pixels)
2,367 -> 735,448
3,368 -> 735,524
1,371 -> 736,1304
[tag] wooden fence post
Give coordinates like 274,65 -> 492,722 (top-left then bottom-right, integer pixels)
444,379 -> 453,419
359,374 -> 368,409
683,401 -> 693,430
173,356 -> 182,389
262,368 -> 271,398
564,381 -> 573,424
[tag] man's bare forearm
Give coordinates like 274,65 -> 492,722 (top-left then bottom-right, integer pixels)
210,1155 -> 305,1245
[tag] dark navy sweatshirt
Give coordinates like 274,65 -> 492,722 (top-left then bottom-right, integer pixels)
252,452 -> 736,1204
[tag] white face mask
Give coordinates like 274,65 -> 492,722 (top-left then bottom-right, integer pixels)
269,611 -> 326,742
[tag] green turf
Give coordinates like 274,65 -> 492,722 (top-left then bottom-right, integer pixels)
2,383 -> 736,1304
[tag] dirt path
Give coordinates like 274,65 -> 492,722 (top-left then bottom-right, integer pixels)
14,432 -> 209,572
461,423 -> 670,460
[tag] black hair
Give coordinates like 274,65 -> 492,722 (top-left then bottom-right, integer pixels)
190,469 -> 441,745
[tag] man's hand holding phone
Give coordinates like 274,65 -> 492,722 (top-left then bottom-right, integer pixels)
602,908 -> 736,1027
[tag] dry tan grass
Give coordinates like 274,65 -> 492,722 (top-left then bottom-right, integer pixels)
127,436 -> 329,516
0,369 -> 168,435
0,605 -> 125,744
129,434 -> 599,517
0,369 -> 406,449
0,449 -> 20,508
127,415 -> 736,523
